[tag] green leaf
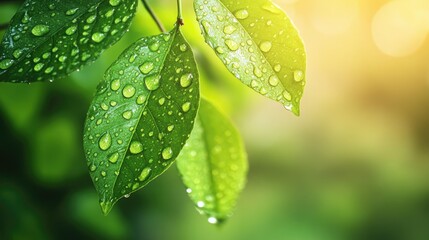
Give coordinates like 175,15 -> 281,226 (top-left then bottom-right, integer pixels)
176,98 -> 248,224
194,0 -> 306,115
0,0 -> 137,83
83,26 -> 200,215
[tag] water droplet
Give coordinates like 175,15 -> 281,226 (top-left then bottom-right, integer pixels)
92,32 -> 106,43
0,59 -> 14,70
86,15 -> 96,24
89,164 -> 97,172
59,56 -> 67,62
180,73 -> 193,88
101,171 -> 107,177
145,74 -> 160,90
259,41 -> 272,52
136,95 -> 146,105
111,79 -> 120,91
181,102 -> 191,112
122,110 -> 132,119
167,125 -> 174,132
282,90 -> 292,101
161,147 -> 173,160
262,3 -> 281,14
215,47 -> 225,54
274,64 -> 282,72
13,49 -> 24,59
223,25 -> 236,34
268,75 -> 279,86
109,152 -> 119,163
197,201 -> 205,208
122,85 -> 136,98
130,141 -> 143,154
234,9 -> 249,19
139,62 -> 154,74
66,8 -> 78,16
158,98 -> 165,105
34,63 -> 44,72
31,25 -> 50,37
44,66 -> 54,74
138,167 -> 151,181
149,42 -> 160,51
132,182 -> 140,190
180,44 -> 187,52
186,188 -> 192,193
109,0 -> 121,6
65,25 -> 77,35
99,133 -> 112,150
208,217 -> 218,224
225,39 -> 239,51
294,70 -> 304,82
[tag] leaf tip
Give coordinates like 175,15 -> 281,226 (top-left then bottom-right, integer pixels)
100,200 -> 113,216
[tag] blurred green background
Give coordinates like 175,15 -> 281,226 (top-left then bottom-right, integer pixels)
1,0 -> 429,239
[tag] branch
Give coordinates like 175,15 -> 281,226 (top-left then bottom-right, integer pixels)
141,0 -> 166,33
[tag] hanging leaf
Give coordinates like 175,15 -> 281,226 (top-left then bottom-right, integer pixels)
0,0 -> 137,83
194,0 -> 306,115
176,98 -> 248,224
83,26 -> 200,215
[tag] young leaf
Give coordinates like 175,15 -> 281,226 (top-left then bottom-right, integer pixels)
176,98 -> 248,224
83,27 -> 199,215
194,0 -> 306,115
0,0 -> 137,83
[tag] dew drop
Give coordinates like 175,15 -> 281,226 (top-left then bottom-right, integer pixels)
92,32 -> 106,43
33,63 -> 44,72
109,152 -> 119,163
144,74 -> 160,91
181,102 -> 191,112
109,0 -> 121,6
235,9 -> 249,19
268,75 -> 279,86
294,70 -> 304,82
31,25 -> 50,37
130,141 -> 143,154
208,217 -> 218,224
274,64 -> 282,72
162,147 -> 173,160
99,133 -> 112,151
122,85 -> 136,98
0,59 -> 14,70
179,44 -> 187,52
167,125 -> 174,132
138,167 -> 151,181
149,42 -> 160,52
225,39 -> 239,51
111,79 -> 121,91
65,25 -> 77,35
259,41 -> 272,52
282,90 -> 292,101
215,47 -> 225,54
136,95 -> 146,105
122,110 -> 133,120
89,164 -> 97,172
13,49 -> 24,59
65,8 -> 79,16
139,62 -> 154,74
180,73 -> 193,88
223,25 -> 236,34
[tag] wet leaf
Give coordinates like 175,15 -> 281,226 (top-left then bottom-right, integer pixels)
83,27 -> 199,215
0,0 -> 137,83
176,99 -> 248,224
194,0 -> 306,115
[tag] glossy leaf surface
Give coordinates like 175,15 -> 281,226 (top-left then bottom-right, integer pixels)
83,27 -> 199,215
0,0 -> 137,82
194,0 -> 306,115
177,99 -> 248,224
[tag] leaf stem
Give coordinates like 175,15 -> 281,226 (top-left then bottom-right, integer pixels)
177,0 -> 184,26
141,0 -> 166,33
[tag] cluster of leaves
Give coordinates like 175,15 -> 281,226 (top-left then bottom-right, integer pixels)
0,0 -> 305,224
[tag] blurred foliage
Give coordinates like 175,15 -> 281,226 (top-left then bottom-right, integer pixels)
1,0 -> 429,240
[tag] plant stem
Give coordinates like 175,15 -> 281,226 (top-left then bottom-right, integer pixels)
141,0 -> 166,33
177,0 -> 184,26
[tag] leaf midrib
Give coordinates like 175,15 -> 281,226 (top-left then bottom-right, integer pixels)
110,26 -> 180,201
